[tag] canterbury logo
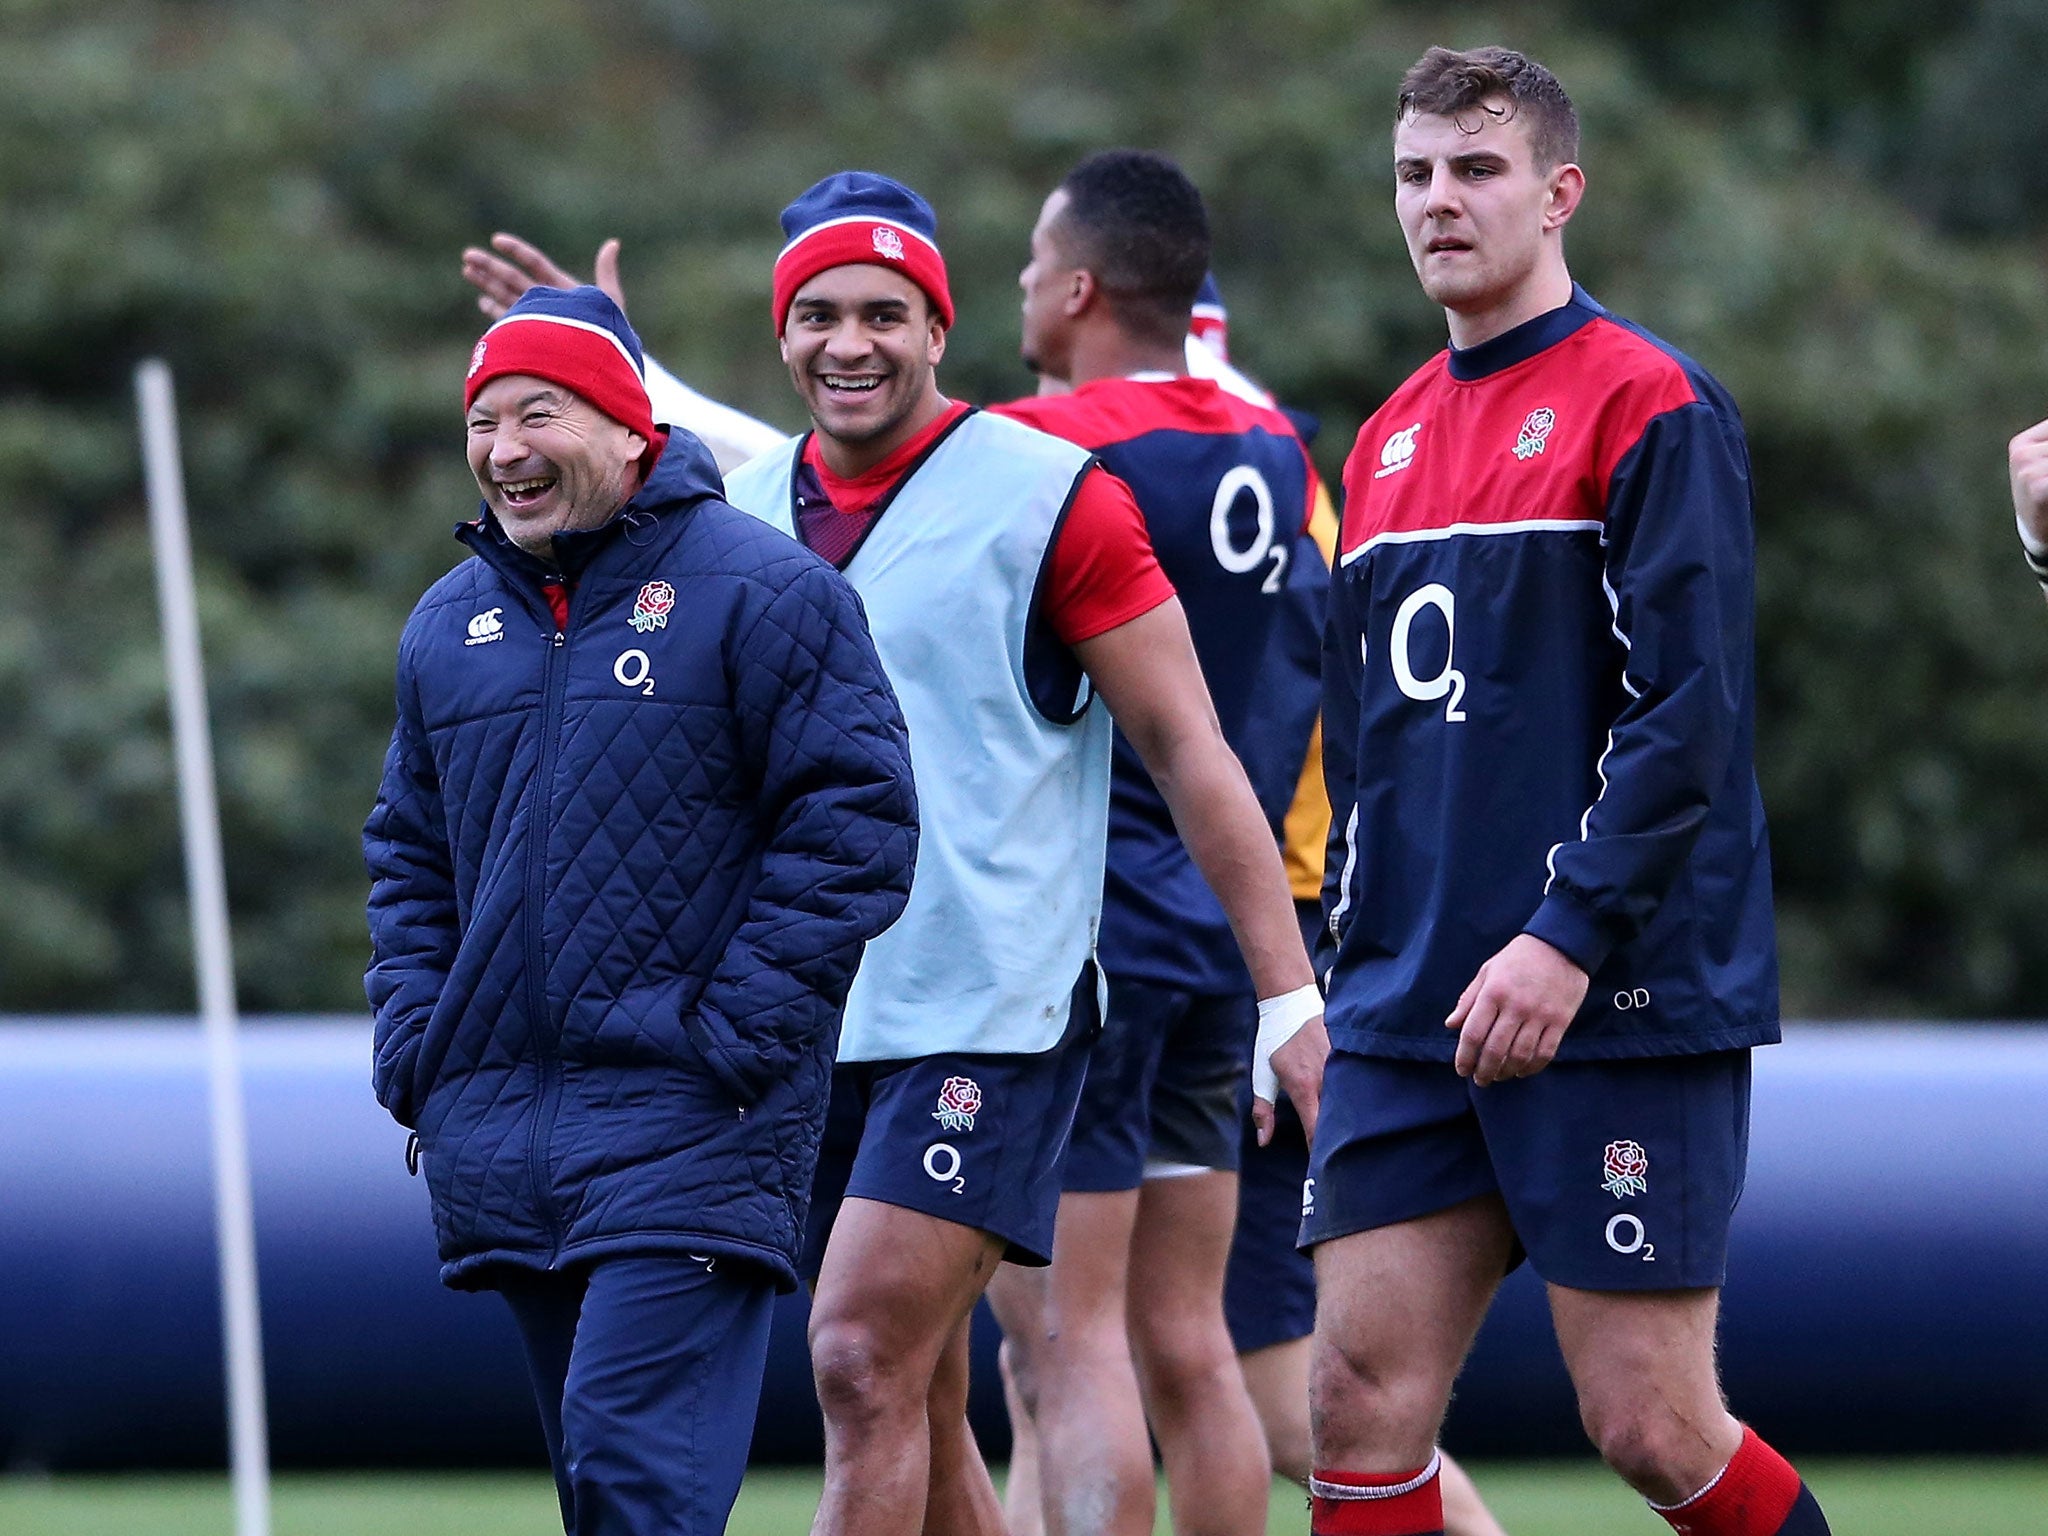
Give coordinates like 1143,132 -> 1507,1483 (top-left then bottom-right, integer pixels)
1375,422 -> 1421,479
464,607 -> 505,647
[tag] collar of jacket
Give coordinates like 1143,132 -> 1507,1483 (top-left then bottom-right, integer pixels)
1446,282 -> 1604,382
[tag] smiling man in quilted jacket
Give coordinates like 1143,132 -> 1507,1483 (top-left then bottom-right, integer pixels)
363,284 -> 918,1536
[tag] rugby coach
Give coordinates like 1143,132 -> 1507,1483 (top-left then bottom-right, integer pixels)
363,285 -> 918,1535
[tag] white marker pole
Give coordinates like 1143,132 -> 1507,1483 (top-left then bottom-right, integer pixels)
135,359 -> 272,1536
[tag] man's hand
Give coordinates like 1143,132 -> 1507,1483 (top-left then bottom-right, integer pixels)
2009,417 -> 2048,550
1254,1014 -> 1328,1147
460,233 -> 630,321
1445,934 -> 1589,1085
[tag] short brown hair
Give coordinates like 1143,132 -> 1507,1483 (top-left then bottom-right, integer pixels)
1396,46 -> 1579,170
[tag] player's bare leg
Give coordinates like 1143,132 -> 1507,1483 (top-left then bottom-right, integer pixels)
986,1266 -> 1049,1536
1238,1336 -> 1313,1485
1547,1284 -> 1741,1505
996,1339 -> 1045,1536
1033,1189 -> 1155,1536
1309,1195 -> 1514,1472
1252,1280 -> 1509,1534
1127,1171 -> 1270,1536
924,1313 -> 1008,1536
809,1197 -> 1007,1536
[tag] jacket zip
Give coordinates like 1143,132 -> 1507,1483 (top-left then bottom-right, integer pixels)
522,609 -> 570,1263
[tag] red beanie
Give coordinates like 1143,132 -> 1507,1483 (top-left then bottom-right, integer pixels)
464,285 -> 656,447
771,171 -> 954,335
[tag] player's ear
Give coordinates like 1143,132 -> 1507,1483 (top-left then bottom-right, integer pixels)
926,310 -> 947,366
1544,162 -> 1586,231
1067,266 -> 1097,318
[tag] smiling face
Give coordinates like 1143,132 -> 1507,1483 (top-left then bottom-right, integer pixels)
779,263 -> 948,476
465,375 -> 647,559
1393,97 -> 1584,348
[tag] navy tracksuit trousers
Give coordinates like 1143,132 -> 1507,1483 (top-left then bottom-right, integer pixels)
498,1255 -> 776,1535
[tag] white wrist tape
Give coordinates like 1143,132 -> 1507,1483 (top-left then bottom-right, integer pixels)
1252,983 -> 1322,1104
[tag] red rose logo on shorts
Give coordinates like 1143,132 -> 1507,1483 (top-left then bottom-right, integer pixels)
629,580 -> 676,634
1601,1139 -> 1649,1200
932,1076 -> 982,1133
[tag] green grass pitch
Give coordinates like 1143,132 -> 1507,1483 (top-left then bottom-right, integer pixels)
1,1462 -> 2043,1535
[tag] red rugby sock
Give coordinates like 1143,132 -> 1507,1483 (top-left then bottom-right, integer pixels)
1309,1454 -> 1444,1536
1649,1425 -> 1831,1535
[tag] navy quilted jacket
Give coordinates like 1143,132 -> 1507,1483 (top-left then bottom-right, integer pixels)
363,432 -> 917,1290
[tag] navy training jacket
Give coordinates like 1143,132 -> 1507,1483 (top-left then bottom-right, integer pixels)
998,377 -> 1317,995
364,431 -> 917,1290
1322,288 -> 1779,1061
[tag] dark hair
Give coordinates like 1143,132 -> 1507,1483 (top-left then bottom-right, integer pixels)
1054,149 -> 1211,344
1396,46 -> 1579,169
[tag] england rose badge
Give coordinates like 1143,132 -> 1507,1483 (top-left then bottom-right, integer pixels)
1601,1139 -> 1649,1199
1513,406 -> 1557,461
932,1076 -> 982,1133
629,580 -> 676,634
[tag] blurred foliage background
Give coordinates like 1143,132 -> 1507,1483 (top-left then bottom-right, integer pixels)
4,0 -> 2047,1018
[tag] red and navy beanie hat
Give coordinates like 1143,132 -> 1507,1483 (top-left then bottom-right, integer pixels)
1189,272 -> 1230,361
771,171 -> 954,334
464,285 -> 656,447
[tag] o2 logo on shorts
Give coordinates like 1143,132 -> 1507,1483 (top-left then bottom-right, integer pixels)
1605,1213 -> 1656,1263
923,1142 -> 966,1194
1600,1141 -> 1655,1261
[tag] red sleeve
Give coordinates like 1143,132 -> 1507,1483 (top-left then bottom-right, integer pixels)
1042,465 -> 1177,646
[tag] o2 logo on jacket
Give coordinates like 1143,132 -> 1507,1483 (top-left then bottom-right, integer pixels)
1209,465 -> 1289,594
1389,583 -> 1466,722
629,580 -> 676,633
614,649 -> 655,696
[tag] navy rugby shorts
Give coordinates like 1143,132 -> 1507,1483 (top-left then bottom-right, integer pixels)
1062,977 -> 1254,1193
1221,899 -> 1326,1350
1301,1048 -> 1752,1290
1223,1094 -> 1316,1352
799,972 -> 1099,1276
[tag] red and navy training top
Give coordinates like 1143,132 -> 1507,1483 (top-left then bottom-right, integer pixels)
999,376 -> 1317,995
1322,285 -> 1780,1061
